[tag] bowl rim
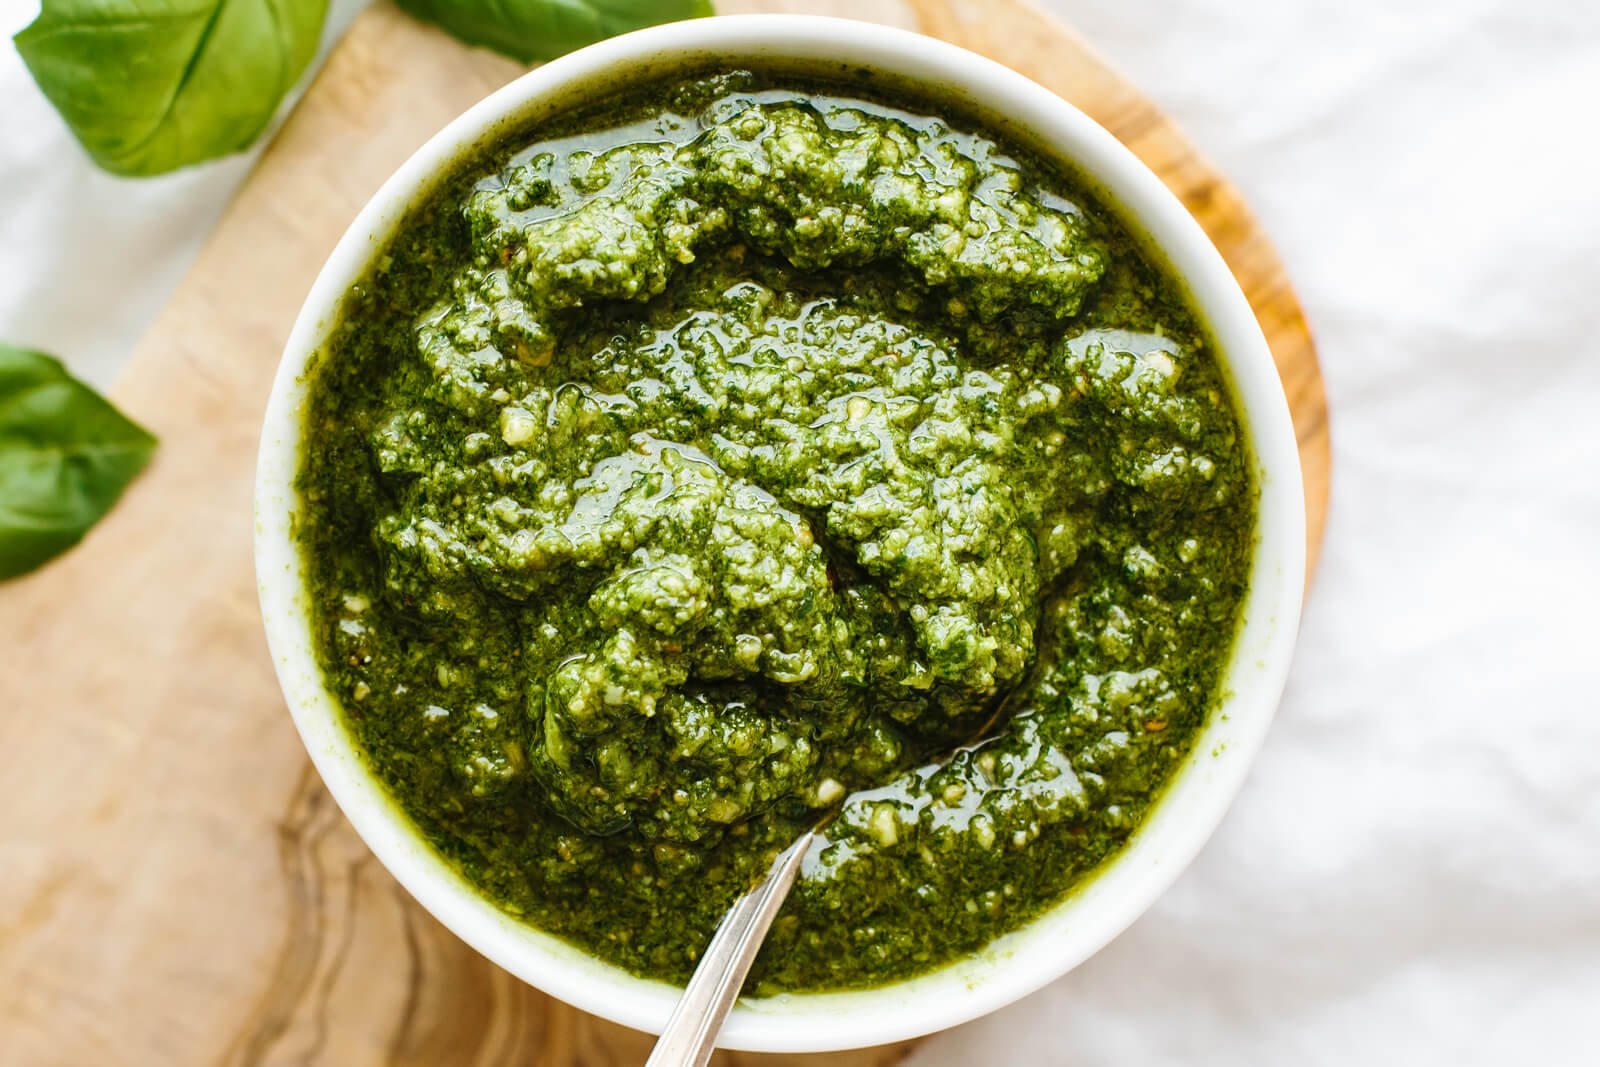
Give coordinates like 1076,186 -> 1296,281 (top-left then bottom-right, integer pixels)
255,13 -> 1305,1053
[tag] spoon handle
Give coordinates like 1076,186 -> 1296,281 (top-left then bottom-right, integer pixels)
644,830 -> 816,1067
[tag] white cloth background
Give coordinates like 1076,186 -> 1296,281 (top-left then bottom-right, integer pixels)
3,0 -> 1596,1063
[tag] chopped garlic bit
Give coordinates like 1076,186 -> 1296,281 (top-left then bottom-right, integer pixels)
868,803 -> 900,848
499,406 -> 537,446
816,777 -> 845,805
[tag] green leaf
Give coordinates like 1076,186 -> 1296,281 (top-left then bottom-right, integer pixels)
0,344 -> 157,580
13,0 -> 329,177
398,0 -> 713,65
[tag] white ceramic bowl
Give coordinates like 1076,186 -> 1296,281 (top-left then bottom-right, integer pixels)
256,14 -> 1304,1053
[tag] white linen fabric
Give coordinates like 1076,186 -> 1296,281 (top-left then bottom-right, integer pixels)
2,0 -> 1595,1062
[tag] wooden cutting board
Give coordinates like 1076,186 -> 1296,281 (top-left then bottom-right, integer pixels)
0,3 -> 1329,1066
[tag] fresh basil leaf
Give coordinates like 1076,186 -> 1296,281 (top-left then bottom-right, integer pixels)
0,344 -> 157,580
398,0 -> 713,64
13,0 -> 329,177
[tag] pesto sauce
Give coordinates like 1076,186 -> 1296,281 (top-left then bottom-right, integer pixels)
297,69 -> 1255,992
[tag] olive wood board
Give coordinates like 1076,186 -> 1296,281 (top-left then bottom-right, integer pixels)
0,2 -> 1329,1065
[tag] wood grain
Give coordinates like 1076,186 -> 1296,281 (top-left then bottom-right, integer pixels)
0,3 -> 1328,1066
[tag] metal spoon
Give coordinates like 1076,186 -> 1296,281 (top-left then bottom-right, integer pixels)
643,689 -> 1022,1065
643,829 -> 817,1067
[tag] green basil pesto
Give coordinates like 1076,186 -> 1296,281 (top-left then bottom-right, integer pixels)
297,69 -> 1255,992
